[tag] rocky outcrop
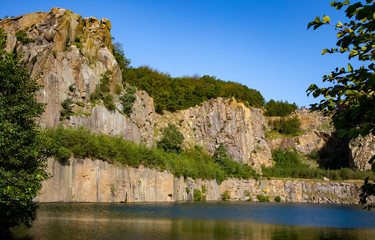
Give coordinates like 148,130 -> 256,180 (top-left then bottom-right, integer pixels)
266,109 -> 333,155
0,8 -> 155,144
37,158 -> 362,204
155,98 -> 272,171
350,134 -> 375,171
220,178 -> 360,204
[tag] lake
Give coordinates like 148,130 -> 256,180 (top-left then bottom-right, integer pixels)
11,202 -> 375,240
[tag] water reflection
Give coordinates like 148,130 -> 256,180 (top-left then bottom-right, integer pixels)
11,202 -> 375,240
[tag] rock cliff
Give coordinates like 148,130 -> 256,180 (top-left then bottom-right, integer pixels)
37,158 -> 362,204
2,9 -> 372,205
266,109 -> 333,155
0,8 -> 155,144
155,98 -> 273,170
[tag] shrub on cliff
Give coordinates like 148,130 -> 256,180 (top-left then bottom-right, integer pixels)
269,116 -> 302,136
157,124 -> 184,154
0,29 -> 48,235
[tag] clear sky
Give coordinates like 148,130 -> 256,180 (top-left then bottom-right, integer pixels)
0,0 -> 354,107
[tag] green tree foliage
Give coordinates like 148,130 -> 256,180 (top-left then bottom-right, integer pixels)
157,124 -> 184,153
213,143 -> 259,180
256,194 -> 270,202
264,99 -> 298,117
112,43 -> 265,113
112,40 -> 131,72
0,29 -> 48,235
90,71 -> 116,111
59,98 -> 74,120
119,86 -> 136,116
307,0 -> 375,208
15,30 -> 34,44
193,189 -> 203,201
269,116 -> 302,136
124,67 -> 265,113
262,149 -> 375,180
46,126 -> 259,184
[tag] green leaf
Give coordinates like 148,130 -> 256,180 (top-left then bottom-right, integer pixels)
322,49 -> 329,55
323,15 -> 331,23
337,129 -> 347,138
348,63 -> 353,72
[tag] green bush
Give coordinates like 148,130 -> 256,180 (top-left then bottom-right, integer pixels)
114,84 -> 122,95
213,143 -> 260,181
15,30 -> 35,44
269,116 -> 301,136
89,71 -> 116,111
157,124 -> 184,154
193,189 -> 203,201
119,92 -> 136,116
60,98 -> 74,120
202,185 -> 207,193
275,196 -> 281,202
103,94 -> 116,111
262,149 -> 375,181
222,191 -> 230,201
257,194 -> 270,202
264,99 -> 298,117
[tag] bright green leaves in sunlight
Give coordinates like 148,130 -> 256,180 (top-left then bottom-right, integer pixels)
307,1 -> 375,209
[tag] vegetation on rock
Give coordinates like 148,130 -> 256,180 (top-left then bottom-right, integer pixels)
119,86 -> 136,116
256,194 -> 270,202
262,149 -> 375,181
15,30 -> 34,44
46,126 -> 259,184
90,71 -> 116,111
268,116 -> 302,136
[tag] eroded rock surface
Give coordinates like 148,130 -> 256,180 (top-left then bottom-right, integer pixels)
37,158 -> 362,204
155,98 -> 272,170
266,109 -> 333,155
0,8 -> 154,144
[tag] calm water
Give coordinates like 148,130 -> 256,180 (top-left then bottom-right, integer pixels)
11,202 -> 375,240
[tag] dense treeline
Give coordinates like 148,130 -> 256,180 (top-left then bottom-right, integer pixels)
262,149 -> 375,181
46,126 -> 259,183
264,99 -> 298,117
112,42 -> 265,113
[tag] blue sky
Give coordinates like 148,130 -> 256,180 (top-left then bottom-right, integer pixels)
1,0 -> 354,107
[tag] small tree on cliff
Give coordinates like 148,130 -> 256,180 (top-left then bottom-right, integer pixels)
307,1 -> 375,208
157,124 -> 184,154
0,29 -> 49,236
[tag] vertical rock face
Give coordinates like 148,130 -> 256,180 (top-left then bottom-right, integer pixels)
266,109 -> 333,155
350,134 -> 375,171
155,98 -> 273,170
0,8 -> 154,144
37,158 -> 362,204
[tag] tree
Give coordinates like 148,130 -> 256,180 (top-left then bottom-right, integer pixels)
0,29 -> 49,237
307,1 -> 375,208
264,99 -> 298,117
157,124 -> 184,153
